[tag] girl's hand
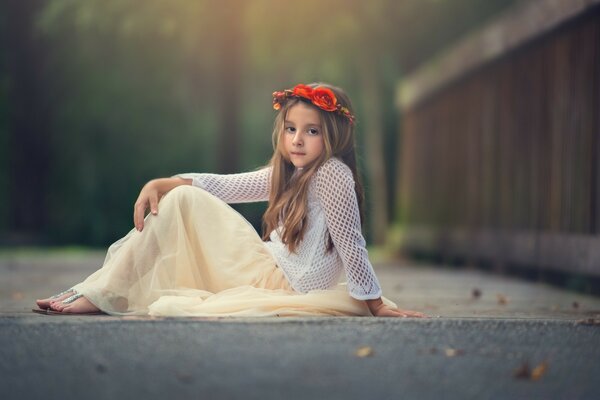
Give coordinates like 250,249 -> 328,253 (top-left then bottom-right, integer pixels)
133,180 -> 161,232
366,297 -> 429,318
133,177 -> 191,231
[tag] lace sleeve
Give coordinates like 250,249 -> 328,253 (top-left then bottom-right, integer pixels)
174,167 -> 271,204
315,159 -> 382,300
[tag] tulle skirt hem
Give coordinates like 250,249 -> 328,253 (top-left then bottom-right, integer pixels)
70,186 -> 396,317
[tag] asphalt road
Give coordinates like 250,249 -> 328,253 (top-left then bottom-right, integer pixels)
2,316 -> 599,400
2,251 -> 600,399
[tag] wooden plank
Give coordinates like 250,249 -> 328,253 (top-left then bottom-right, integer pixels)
397,0 -> 600,111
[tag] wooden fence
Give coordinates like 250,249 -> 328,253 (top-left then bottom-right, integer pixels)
396,0 -> 600,277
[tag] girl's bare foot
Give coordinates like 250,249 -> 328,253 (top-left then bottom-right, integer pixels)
36,291 -> 75,309
50,295 -> 100,314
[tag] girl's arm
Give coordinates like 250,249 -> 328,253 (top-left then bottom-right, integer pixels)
134,167 -> 272,232
174,167 -> 272,204
314,160 -> 382,300
315,159 -> 427,318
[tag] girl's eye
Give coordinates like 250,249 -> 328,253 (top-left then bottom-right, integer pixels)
308,128 -> 319,135
285,127 -> 296,133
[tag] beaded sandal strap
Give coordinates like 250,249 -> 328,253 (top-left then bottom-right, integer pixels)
50,288 -> 77,299
61,293 -> 83,305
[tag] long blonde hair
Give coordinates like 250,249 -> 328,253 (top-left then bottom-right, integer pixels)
261,83 -> 365,253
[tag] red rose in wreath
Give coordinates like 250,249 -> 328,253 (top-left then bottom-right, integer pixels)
292,84 -> 314,100
311,87 -> 337,112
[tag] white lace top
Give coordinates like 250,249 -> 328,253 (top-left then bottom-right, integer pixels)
176,157 -> 382,300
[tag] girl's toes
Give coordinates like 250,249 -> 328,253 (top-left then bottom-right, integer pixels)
45,292 -> 74,308
36,299 -> 49,309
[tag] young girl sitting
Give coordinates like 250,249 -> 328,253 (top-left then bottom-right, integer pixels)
34,83 -> 426,318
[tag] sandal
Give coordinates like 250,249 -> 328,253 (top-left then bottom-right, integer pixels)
35,288 -> 77,310
32,292 -> 105,316
31,308 -> 105,316
49,288 -> 76,300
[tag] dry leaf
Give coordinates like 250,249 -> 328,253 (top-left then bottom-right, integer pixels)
514,360 -> 547,380
531,361 -> 548,381
444,348 -> 465,357
472,288 -> 482,299
355,346 -> 374,358
514,361 -> 530,379
417,347 -> 437,355
11,292 -> 24,300
497,294 -> 508,305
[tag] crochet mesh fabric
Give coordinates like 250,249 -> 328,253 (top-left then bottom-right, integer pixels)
176,158 -> 382,300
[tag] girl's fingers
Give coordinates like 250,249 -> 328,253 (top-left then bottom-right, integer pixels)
133,191 -> 160,231
395,309 -> 429,318
133,199 -> 147,231
405,311 -> 429,318
150,194 -> 159,215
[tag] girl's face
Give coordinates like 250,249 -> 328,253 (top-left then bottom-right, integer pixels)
283,102 -> 325,169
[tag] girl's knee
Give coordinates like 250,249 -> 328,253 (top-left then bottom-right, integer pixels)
168,185 -> 197,198
162,185 -> 211,210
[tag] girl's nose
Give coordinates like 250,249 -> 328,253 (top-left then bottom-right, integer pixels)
292,133 -> 303,146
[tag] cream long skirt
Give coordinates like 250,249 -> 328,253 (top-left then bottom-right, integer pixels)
71,185 -> 397,317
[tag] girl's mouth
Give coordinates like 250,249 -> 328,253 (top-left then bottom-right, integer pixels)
291,152 -> 306,156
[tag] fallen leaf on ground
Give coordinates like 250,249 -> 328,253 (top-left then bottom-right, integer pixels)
355,346 -> 374,357
418,347 -> 437,355
531,361 -> 548,381
572,301 -> 579,309
513,361 -> 530,379
11,292 -> 24,300
497,294 -> 508,305
445,348 -> 465,357
514,360 -> 548,380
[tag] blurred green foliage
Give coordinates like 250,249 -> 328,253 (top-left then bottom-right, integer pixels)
1,0 -> 516,247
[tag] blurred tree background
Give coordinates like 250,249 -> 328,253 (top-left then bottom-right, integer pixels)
0,0 -> 517,248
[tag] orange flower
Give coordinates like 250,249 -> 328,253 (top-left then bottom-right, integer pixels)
292,84 -> 314,99
311,87 -> 337,111
272,91 -> 286,110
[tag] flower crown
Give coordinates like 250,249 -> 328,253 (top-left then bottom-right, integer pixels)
272,84 -> 355,125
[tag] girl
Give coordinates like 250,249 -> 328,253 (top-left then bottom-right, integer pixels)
34,83 -> 426,318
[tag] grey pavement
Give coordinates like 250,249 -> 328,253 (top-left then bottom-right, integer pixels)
1,251 -> 600,399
